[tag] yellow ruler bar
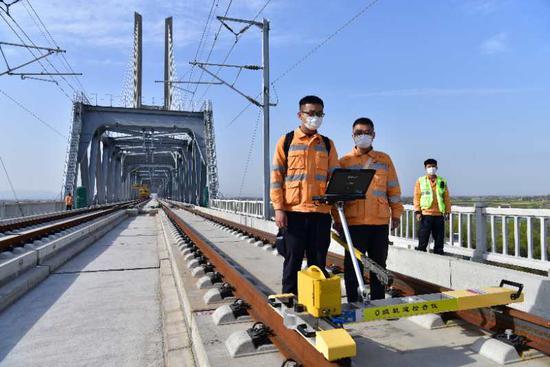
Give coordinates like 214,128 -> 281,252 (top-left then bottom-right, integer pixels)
357,286 -> 523,322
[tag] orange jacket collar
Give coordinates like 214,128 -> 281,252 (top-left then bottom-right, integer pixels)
294,126 -> 321,141
352,146 -> 375,157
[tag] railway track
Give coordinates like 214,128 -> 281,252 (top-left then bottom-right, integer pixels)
0,200 -> 143,253
161,200 -> 549,362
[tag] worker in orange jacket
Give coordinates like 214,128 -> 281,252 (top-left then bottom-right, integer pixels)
270,95 -> 339,295
333,117 -> 403,301
64,192 -> 73,210
413,158 -> 451,255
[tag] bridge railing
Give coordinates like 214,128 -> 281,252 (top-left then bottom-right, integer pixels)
392,204 -> 549,272
208,199 -> 549,273
209,199 -> 264,218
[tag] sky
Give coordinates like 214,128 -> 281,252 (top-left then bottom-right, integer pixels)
0,0 -> 549,200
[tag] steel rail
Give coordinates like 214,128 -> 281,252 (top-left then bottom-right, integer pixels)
0,203 -> 125,233
167,200 -> 550,356
161,203 -> 344,367
0,201 -> 140,252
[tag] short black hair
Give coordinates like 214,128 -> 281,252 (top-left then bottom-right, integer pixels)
299,95 -> 324,108
424,158 -> 438,166
353,117 -> 374,130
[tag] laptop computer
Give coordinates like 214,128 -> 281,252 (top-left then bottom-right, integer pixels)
313,168 -> 376,203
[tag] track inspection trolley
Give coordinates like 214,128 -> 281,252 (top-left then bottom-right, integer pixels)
268,168 -> 525,362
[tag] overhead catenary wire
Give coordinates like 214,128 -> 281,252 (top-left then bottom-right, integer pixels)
225,0 -> 381,127
237,107 -> 262,198
187,0 -> 219,85
22,0 -> 87,94
182,0 -> 220,108
5,10 -> 79,94
188,0 -> 234,108
196,0 -> 273,103
0,88 -> 66,139
0,0 -> 21,16
0,11 -> 74,100
0,155 -> 24,216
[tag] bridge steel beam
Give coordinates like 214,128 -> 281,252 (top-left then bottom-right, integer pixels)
64,103 -> 214,206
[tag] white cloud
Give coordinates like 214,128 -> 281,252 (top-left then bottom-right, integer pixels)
462,0 -> 499,15
5,0 -> 274,50
354,87 -> 539,97
480,32 -> 509,55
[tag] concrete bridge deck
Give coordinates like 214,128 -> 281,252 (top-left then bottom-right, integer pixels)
0,204 -> 547,366
0,206 -> 190,367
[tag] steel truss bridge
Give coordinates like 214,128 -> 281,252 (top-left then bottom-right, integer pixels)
62,13 -> 219,206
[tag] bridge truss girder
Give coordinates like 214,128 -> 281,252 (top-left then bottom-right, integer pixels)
63,103 -> 217,205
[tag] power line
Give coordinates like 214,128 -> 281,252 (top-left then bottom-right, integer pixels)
7,11 -> 79,93
225,0 -> 381,126
0,88 -> 66,138
189,0 -> 234,107
0,154 -> 24,217
238,107 -> 262,198
0,11 -> 74,99
197,0 -> 272,103
23,0 -> 87,94
252,0 -> 272,21
184,0 -> 219,101
273,0 -> 380,84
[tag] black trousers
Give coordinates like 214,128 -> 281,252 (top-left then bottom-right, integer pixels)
278,211 -> 331,295
417,215 -> 445,254
344,225 -> 389,302
66,205 -> 72,210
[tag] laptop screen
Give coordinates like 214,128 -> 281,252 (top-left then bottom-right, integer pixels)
325,168 -> 376,196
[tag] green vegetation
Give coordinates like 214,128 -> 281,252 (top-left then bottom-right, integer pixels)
402,195 -> 550,209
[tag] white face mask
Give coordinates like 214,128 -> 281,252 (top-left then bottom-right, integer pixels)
304,116 -> 323,130
426,167 -> 437,175
353,134 -> 373,149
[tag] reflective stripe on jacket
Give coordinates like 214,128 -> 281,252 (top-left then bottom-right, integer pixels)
333,148 -> 404,225
270,127 -> 339,213
413,175 -> 451,216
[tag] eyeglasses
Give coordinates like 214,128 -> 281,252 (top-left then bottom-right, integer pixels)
353,130 -> 373,137
300,110 -> 325,117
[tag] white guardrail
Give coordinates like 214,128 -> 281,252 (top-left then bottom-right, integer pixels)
209,199 -> 549,273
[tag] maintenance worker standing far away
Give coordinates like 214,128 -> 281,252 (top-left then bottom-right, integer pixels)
64,192 -> 73,211
270,95 -> 339,295
413,158 -> 452,255
334,117 -> 403,301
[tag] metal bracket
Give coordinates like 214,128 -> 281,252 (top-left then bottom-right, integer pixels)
247,322 -> 272,348
219,282 -> 235,298
229,299 -> 250,318
0,42 -> 82,77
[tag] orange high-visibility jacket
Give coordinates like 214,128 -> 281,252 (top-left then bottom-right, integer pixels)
413,176 -> 451,216
333,148 -> 404,225
64,195 -> 73,206
270,127 -> 339,213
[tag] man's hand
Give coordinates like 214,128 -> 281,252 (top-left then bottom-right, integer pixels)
391,217 -> 401,231
415,213 -> 422,221
275,210 -> 287,229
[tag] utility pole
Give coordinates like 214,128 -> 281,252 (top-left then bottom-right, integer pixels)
190,16 -> 274,219
261,18 -> 270,220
